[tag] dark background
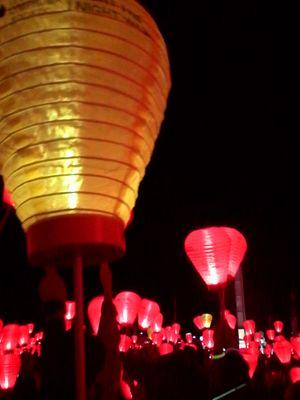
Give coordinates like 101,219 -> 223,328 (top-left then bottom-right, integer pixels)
1,0 -> 299,333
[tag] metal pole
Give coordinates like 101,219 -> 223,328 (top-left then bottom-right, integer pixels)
234,268 -> 246,328
73,254 -> 86,400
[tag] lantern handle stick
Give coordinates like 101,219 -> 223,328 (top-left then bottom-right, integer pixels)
73,254 -> 86,400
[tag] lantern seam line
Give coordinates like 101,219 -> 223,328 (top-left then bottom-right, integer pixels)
10,173 -> 137,195
0,26 -> 169,76
0,80 -> 161,129
0,45 -> 168,98
4,155 -> 143,182
0,62 -> 165,111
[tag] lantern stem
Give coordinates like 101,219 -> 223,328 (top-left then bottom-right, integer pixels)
73,254 -> 86,400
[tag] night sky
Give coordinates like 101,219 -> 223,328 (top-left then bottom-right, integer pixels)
1,1 -> 299,333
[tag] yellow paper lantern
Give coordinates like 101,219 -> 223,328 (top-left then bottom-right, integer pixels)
201,313 -> 213,329
0,0 -> 170,265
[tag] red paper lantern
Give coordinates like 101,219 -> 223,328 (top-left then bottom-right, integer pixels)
184,227 -> 231,286
65,301 -> 76,320
152,313 -> 163,333
240,348 -> 259,378
2,325 -> 20,352
243,320 -> 255,336
87,295 -> 104,335
224,310 -> 237,330
138,299 -> 160,330
273,340 -> 292,364
193,316 -> 204,331
131,335 -> 138,345
266,329 -> 275,341
27,324 -> 34,335
114,292 -> 141,326
159,343 -> 173,356
172,323 -> 181,335
274,320 -> 284,333
202,329 -> 214,349
185,333 -> 193,344
290,367 -> 300,384
152,331 -> 163,346
18,326 -> 30,346
223,227 -> 247,278
0,353 -> 21,390
291,336 -> 300,358
119,335 -> 132,353
264,343 -> 272,358
254,332 -> 262,343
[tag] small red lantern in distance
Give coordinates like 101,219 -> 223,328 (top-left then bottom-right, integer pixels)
243,320 -> 255,336
114,291 -> 141,326
273,340 -> 292,364
18,325 -> 30,346
138,299 -> 160,330
193,316 -> 204,331
264,343 -> 272,358
291,336 -> 300,358
202,329 -> 214,349
290,367 -> 300,384
266,329 -> 275,341
274,320 -> 284,333
185,333 -> 193,344
0,353 -> 21,390
87,295 -> 104,335
172,323 -> 180,335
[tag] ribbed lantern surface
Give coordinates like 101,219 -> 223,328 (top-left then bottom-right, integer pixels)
0,0 -> 170,263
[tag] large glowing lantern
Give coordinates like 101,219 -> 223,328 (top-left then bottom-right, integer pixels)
138,299 -> 160,330
185,227 -> 246,287
114,291 -> 141,326
0,0 -> 171,265
0,353 -> 21,391
273,340 -> 292,364
274,321 -> 284,334
240,348 -> 259,378
87,295 -> 104,335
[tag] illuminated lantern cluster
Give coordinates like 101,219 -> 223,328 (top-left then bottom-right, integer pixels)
0,322 -> 43,391
0,0 -> 171,266
185,227 -> 247,287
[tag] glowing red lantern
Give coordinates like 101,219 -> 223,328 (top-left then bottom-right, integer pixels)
240,348 -> 259,378
0,353 -> 21,390
193,316 -> 204,331
138,299 -> 160,330
119,335 -> 132,353
202,329 -> 214,349
274,320 -> 284,333
185,333 -> 193,344
152,313 -> 163,333
291,336 -> 300,358
266,329 -> 275,341
18,325 -> 30,346
27,324 -> 34,335
224,310 -> 237,330
243,320 -> 255,336
172,323 -> 181,335
223,227 -> 247,278
2,325 -> 20,352
248,341 -> 259,354
184,227 -> 231,286
114,292 -> 141,326
273,340 -> 292,364
131,335 -> 138,345
254,332 -> 262,343
65,301 -> 76,320
290,367 -> 300,384
264,343 -> 272,358
159,343 -> 173,356
87,295 -> 104,335
152,331 -> 163,346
